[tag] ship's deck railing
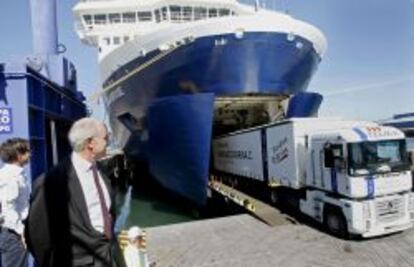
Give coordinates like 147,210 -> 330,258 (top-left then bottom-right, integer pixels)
75,4 -> 237,34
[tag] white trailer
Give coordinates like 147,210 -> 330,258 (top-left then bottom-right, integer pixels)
213,118 -> 414,238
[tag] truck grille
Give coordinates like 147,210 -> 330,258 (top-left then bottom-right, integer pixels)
376,198 -> 405,222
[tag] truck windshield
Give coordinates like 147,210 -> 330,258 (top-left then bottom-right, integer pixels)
347,140 -> 410,176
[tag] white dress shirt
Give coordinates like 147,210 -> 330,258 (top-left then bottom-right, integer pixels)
71,153 -> 111,233
0,163 -> 31,235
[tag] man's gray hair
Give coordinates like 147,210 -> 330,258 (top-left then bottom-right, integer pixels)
68,117 -> 105,152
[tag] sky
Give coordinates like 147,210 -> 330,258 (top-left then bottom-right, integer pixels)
0,0 -> 413,122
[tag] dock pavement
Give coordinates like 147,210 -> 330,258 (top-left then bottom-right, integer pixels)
145,214 -> 414,267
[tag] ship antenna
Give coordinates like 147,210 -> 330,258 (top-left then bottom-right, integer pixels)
255,0 -> 260,11
281,0 -> 290,14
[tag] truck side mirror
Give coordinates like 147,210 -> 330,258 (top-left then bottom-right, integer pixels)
324,145 -> 345,169
334,158 -> 345,170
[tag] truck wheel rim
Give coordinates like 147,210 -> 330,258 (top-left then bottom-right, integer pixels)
328,214 -> 340,232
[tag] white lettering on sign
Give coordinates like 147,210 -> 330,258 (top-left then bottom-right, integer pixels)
0,108 -> 13,133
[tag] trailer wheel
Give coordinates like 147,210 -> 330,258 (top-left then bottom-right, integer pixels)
324,207 -> 349,239
230,178 -> 238,188
269,190 -> 279,205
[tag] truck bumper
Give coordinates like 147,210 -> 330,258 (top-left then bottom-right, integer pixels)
360,221 -> 412,238
344,193 -> 414,238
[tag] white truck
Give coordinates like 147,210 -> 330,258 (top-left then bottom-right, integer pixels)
212,118 -> 414,238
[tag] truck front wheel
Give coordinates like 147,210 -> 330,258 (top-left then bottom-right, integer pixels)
324,207 -> 349,239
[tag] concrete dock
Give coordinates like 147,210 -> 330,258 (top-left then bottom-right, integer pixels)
145,214 -> 414,267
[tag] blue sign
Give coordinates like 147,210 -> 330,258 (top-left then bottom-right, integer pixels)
0,108 -> 12,133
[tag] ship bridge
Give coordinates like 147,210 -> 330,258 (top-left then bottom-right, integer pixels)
73,0 -> 253,57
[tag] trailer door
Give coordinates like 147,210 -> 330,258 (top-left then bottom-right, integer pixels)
309,139 -> 326,188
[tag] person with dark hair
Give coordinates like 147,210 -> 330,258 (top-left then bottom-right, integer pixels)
0,138 -> 31,267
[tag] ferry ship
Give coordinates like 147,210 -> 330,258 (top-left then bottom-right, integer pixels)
73,0 -> 327,205
382,113 -> 414,150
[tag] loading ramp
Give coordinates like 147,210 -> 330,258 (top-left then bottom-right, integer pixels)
208,179 -> 297,227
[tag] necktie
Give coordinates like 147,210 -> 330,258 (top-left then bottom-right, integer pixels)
91,164 -> 112,239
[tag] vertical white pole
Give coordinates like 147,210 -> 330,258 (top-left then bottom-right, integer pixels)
50,120 -> 58,166
255,0 -> 260,11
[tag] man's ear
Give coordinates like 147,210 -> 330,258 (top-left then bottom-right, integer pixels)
85,138 -> 94,150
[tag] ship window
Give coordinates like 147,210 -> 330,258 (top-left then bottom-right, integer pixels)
209,8 -> 218,18
83,15 -> 92,25
219,9 -> 230,17
124,36 -> 130,42
154,9 -> 161,22
161,7 -> 168,21
194,7 -> 207,20
94,14 -> 107,25
137,11 -> 152,21
183,6 -> 192,21
113,36 -> 120,45
169,5 -> 181,22
122,12 -> 136,23
103,37 -> 111,45
109,13 -> 121,24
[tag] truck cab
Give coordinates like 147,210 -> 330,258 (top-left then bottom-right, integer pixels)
301,125 -> 414,237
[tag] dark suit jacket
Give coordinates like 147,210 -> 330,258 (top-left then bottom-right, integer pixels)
25,157 -> 125,267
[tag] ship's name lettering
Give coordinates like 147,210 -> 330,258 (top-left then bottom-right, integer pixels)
107,87 -> 125,105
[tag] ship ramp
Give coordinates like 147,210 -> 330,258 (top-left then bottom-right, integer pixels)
208,180 -> 297,227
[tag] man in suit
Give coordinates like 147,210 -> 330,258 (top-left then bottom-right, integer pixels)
25,118 -> 126,267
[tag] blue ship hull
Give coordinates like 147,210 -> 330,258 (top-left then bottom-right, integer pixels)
105,32 -> 323,205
